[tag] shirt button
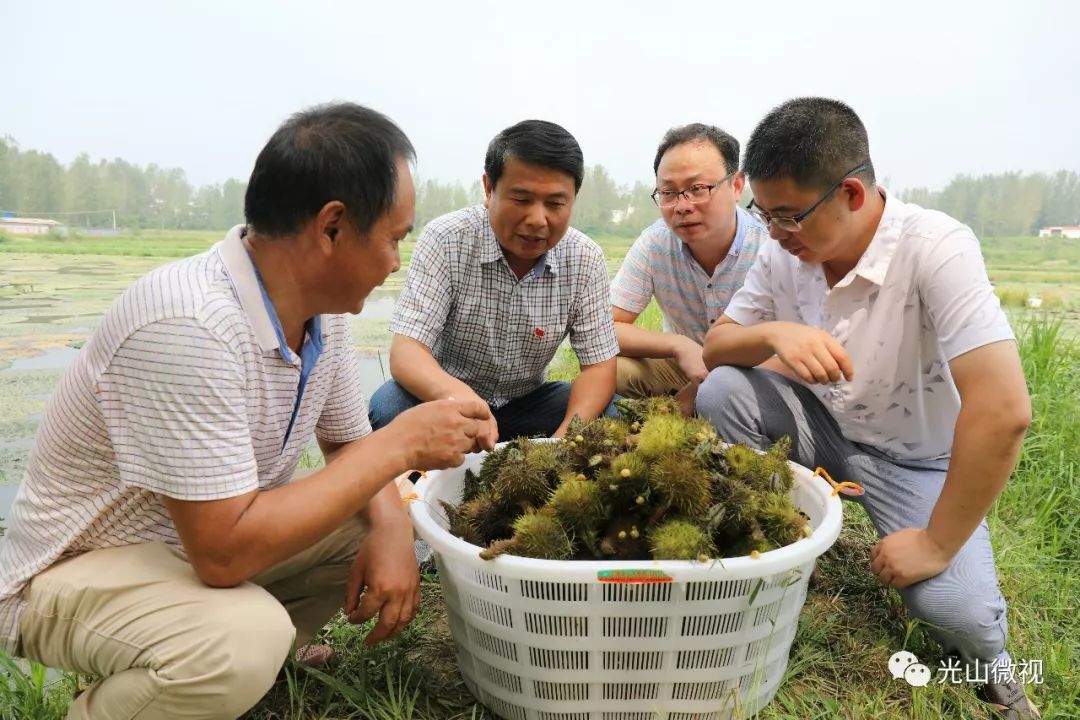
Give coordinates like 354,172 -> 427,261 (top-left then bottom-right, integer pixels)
707,283 -> 712,288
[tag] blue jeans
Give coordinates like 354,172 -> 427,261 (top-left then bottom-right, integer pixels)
368,380 -> 620,440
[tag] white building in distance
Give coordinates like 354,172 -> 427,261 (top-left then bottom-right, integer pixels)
1038,225 -> 1080,238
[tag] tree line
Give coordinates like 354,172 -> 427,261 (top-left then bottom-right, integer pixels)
1,136 -> 1077,237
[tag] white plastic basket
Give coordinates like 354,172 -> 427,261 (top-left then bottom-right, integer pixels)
410,447 -> 843,720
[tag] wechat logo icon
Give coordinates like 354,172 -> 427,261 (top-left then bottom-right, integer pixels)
889,651 -> 931,688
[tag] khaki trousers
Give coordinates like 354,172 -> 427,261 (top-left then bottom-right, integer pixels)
615,356 -> 690,398
17,515 -> 367,720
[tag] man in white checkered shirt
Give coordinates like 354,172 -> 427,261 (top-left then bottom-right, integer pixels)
610,123 -> 769,416
0,103 -> 489,719
369,120 -> 620,445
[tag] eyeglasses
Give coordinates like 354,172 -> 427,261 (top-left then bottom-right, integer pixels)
747,162 -> 869,232
651,171 -> 737,208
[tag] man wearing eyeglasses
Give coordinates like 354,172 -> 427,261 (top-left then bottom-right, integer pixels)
697,98 -> 1037,718
609,124 -> 769,416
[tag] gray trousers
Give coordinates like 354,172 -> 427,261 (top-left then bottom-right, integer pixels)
696,366 -> 1010,665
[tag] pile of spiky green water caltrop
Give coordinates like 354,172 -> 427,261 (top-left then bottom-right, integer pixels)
441,397 -> 812,562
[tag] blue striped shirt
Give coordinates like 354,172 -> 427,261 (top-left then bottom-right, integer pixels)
610,207 -> 769,344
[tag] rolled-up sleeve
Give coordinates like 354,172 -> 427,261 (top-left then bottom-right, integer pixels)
610,232 -> 655,315
920,228 -> 1014,360
571,245 -> 621,366
723,241 -> 778,326
389,228 -> 453,350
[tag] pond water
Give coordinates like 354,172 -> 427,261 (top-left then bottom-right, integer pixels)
2,346 -> 82,373
0,481 -> 19,520
0,300 -> 398,518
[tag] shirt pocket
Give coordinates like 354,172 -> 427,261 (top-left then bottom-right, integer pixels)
518,302 -> 566,368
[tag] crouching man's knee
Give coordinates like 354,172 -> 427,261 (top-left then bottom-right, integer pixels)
170,589 -> 296,718
695,366 -> 758,431
902,578 -> 1008,663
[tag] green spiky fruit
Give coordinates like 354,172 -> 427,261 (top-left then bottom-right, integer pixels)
441,499 -> 480,546
709,473 -> 761,532
610,452 -> 649,482
523,439 -> 562,478
724,443 -> 765,483
600,453 -> 651,511
461,468 -> 483,503
491,454 -> 551,510
460,495 -> 514,546
637,414 -> 691,461
649,455 -> 712,516
548,476 -> 604,539
580,417 -> 630,455
477,440 -> 524,492
760,436 -> 796,494
757,491 -> 808,547
649,519 -> 714,560
614,396 -> 678,425
515,510 -> 576,560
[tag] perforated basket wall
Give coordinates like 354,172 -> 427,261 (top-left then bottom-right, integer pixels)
411,449 -> 843,720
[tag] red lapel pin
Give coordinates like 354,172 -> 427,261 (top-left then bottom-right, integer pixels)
534,327 -> 545,339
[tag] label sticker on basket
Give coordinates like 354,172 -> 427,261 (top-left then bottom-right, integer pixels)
597,569 -> 673,584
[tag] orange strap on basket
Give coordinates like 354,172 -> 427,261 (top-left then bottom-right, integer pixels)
397,470 -> 426,504
813,466 -> 865,497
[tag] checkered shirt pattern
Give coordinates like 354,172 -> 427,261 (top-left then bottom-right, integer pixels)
610,206 -> 768,344
390,205 -> 619,408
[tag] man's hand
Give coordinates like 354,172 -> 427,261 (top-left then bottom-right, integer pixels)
470,398 -> 499,451
385,397 -> 492,470
869,528 -> 953,589
447,390 -> 498,452
768,322 -> 854,385
344,517 -> 420,645
674,380 -> 701,417
672,336 -> 709,384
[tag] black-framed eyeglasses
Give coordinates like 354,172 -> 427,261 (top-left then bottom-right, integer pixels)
746,161 -> 869,232
651,170 -> 737,208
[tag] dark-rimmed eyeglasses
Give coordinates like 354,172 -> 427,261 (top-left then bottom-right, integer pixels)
747,161 -> 869,232
651,171 -> 737,208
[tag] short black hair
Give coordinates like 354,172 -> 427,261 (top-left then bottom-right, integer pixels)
743,97 -> 876,191
244,102 -> 415,237
484,120 -> 584,193
653,123 -> 740,176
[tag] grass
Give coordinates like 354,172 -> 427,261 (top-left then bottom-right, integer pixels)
0,230 -> 221,257
0,231 -> 1078,718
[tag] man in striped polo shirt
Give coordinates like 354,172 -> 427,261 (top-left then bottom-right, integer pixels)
369,120 -> 620,445
610,124 -> 770,415
0,103 -> 488,719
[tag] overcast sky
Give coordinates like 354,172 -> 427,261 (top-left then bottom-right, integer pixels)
5,0 -> 1078,193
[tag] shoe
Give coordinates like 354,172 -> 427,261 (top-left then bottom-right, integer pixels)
978,677 -> 1041,719
414,538 -> 433,565
294,644 -> 337,669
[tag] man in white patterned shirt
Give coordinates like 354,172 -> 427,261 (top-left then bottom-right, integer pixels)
370,120 -> 620,444
697,98 -> 1038,719
610,123 -> 768,415
0,103 -> 488,719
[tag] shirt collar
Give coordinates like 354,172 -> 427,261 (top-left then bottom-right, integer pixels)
218,225 -> 278,352
851,187 -> 902,287
217,225 -> 324,359
676,206 -> 751,271
478,205 -> 557,278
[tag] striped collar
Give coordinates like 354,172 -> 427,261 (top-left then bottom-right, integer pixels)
219,225 -> 279,352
